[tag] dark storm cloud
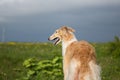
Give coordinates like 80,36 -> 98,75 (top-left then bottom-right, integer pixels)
0,0 -> 120,42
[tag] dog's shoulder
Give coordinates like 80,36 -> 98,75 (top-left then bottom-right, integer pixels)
68,40 -> 93,49
66,40 -> 96,60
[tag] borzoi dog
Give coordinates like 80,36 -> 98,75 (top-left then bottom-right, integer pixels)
48,26 -> 101,80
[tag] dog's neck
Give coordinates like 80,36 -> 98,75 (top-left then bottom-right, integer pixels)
62,34 -> 77,56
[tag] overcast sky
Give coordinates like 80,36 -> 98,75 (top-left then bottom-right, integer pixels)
0,0 -> 120,42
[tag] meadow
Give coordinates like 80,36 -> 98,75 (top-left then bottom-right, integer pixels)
0,37 -> 120,80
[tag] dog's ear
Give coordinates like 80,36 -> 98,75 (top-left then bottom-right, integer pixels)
66,27 -> 75,32
61,26 -> 75,33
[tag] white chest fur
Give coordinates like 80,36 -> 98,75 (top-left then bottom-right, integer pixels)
62,38 -> 77,56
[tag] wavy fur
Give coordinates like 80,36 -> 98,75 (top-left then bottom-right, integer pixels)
49,26 -> 101,80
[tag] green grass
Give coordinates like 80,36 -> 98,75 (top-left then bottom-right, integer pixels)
0,42 -> 61,80
0,42 -> 120,80
94,43 -> 120,80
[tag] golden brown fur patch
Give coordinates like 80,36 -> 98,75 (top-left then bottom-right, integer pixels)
65,41 -> 96,80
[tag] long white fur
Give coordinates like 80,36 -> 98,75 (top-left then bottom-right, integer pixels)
62,36 -> 77,56
89,61 -> 101,80
67,59 -> 79,80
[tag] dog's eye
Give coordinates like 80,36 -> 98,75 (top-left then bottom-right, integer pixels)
55,31 -> 58,33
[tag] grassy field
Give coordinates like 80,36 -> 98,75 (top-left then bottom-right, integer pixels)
0,41 -> 120,80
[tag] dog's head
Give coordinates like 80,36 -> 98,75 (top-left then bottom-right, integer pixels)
48,26 -> 75,45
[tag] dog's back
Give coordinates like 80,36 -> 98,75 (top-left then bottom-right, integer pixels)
64,40 -> 101,80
